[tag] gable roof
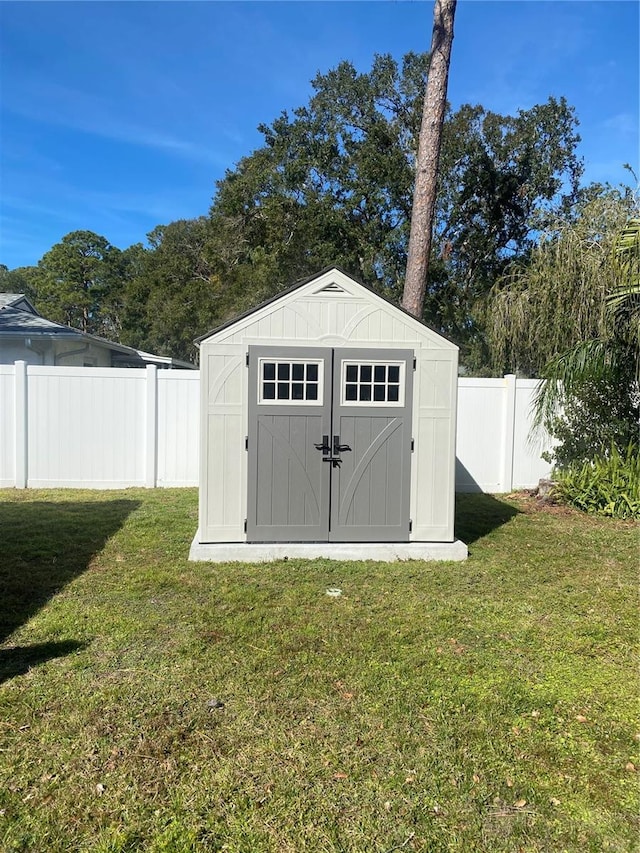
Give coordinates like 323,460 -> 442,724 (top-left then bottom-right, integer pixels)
195,266 -> 458,348
0,293 -> 38,314
0,306 -> 83,336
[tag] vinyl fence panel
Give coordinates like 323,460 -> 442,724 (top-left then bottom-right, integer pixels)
512,379 -> 553,489
456,378 -> 506,492
26,365 -> 147,488
0,363 -> 552,492
157,370 -> 200,485
0,366 -> 16,487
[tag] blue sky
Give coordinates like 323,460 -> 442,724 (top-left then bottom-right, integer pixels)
1,0 -> 638,269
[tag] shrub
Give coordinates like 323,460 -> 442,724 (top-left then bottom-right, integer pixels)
542,377 -> 639,469
553,443 -> 640,519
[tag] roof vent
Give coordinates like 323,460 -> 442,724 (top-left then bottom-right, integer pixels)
314,282 -> 346,294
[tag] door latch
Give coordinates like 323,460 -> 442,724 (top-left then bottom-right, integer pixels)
314,435 -> 349,467
314,435 -> 331,454
322,457 -> 342,467
333,435 -> 352,454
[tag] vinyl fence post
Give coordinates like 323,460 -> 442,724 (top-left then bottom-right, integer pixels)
500,373 -> 517,492
145,365 -> 158,488
14,360 -> 27,489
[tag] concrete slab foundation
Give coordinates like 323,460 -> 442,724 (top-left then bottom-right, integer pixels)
189,531 -> 468,563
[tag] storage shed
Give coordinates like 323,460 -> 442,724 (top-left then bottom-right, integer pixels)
190,268 -> 467,561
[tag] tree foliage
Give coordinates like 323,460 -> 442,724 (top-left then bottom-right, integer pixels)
33,230 -> 125,336
2,52 -> 587,367
486,188 -> 632,376
487,186 -> 639,465
119,218 -> 221,362
207,53 -> 583,366
608,215 -> 640,362
0,264 -> 38,300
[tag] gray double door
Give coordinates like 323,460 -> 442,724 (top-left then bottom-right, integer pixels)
247,346 -> 413,543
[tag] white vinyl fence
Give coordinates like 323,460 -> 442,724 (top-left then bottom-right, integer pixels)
0,363 -> 552,492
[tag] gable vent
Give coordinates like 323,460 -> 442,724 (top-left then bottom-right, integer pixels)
314,282 -> 346,294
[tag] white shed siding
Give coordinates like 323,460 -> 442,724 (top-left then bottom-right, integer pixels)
413,355 -> 458,540
199,346 -> 246,542
198,270 -> 458,544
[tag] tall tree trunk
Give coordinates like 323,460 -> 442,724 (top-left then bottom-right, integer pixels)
402,0 -> 457,319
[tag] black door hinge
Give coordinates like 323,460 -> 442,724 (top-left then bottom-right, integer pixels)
409,520 -> 413,533
244,519 -> 247,533
411,438 -> 415,452
245,352 -> 249,366
413,357 -> 416,370
245,436 -> 248,450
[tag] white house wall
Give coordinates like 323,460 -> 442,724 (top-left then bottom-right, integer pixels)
199,272 -> 458,544
53,342 -> 113,367
0,340 -> 51,366
0,337 -> 115,367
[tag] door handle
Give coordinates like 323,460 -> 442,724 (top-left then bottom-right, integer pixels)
314,435 -> 331,454
333,435 -> 351,454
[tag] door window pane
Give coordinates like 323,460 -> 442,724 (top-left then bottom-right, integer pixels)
342,361 -> 405,405
260,359 -> 324,405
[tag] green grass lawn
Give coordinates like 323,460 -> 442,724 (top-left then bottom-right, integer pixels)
0,488 -> 637,853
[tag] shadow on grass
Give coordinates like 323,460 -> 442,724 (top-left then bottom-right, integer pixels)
455,492 -> 521,545
0,498 -> 139,681
0,640 -> 88,683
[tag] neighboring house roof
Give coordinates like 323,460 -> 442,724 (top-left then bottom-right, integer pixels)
133,349 -> 196,370
0,293 -> 38,314
0,296 -> 196,369
0,306 -> 87,337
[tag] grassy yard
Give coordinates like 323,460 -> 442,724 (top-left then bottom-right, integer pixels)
0,488 -> 637,853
